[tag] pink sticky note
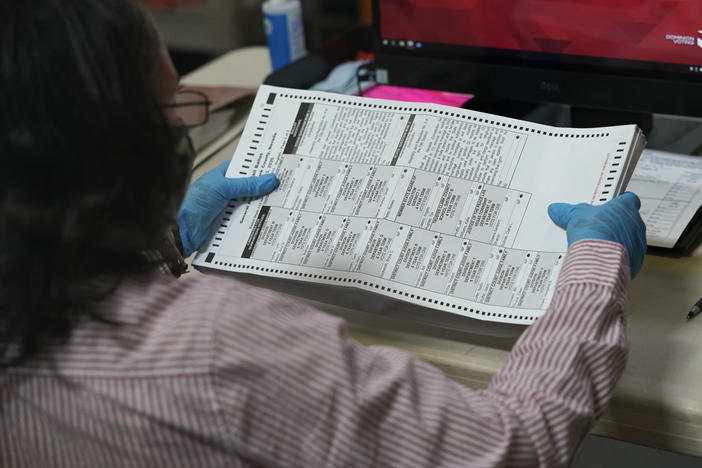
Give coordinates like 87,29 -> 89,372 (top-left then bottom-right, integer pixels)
363,85 -> 472,108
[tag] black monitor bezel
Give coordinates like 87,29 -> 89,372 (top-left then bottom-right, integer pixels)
371,0 -> 702,118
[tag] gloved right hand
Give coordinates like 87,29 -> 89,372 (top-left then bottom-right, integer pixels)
547,192 -> 647,278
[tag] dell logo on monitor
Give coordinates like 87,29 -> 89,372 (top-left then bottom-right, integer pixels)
539,81 -> 561,93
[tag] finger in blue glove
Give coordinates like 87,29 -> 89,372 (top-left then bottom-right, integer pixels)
547,192 -> 647,278
177,160 -> 279,256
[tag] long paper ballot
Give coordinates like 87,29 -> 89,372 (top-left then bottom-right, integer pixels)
194,85 -> 645,326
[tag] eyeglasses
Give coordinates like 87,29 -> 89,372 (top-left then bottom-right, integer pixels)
162,89 -> 211,128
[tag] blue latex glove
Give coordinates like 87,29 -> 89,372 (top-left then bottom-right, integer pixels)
177,161 -> 279,256
547,192 -> 647,278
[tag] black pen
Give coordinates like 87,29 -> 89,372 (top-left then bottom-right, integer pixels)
688,297 -> 702,320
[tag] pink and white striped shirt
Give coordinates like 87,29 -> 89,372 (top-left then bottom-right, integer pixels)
1,240 -> 630,467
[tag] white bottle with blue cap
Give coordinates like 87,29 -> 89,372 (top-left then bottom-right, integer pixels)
262,0 -> 307,71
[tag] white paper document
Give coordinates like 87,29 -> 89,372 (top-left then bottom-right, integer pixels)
628,149 -> 702,248
194,85 -> 644,325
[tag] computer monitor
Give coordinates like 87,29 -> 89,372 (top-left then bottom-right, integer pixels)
372,0 -> 702,130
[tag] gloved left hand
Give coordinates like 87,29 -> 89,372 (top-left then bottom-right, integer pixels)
547,192 -> 647,278
177,160 -> 279,256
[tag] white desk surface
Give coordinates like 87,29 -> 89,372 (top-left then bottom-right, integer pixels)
183,46 -> 702,457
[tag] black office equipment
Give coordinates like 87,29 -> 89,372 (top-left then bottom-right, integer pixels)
264,25 -> 373,90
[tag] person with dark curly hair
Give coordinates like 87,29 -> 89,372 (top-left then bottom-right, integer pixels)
0,1 -> 647,467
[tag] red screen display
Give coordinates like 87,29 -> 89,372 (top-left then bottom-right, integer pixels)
380,0 -> 702,66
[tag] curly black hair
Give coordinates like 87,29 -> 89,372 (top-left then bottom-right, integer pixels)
0,0 -> 192,366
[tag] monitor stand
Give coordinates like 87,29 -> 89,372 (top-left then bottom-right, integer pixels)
462,97 -> 653,133
570,107 -> 653,135
460,97 -> 702,153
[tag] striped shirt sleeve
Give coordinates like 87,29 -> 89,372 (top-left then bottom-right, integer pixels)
209,239 -> 629,468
